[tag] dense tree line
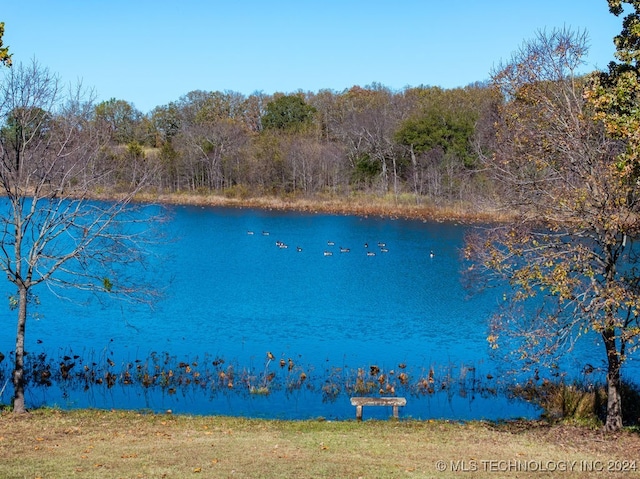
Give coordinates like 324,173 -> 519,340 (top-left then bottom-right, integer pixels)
83,83 -> 498,208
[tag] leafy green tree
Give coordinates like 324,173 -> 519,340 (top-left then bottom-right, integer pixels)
149,102 -> 183,190
580,0 -> 640,428
464,26 -> 640,431
394,86 -> 495,202
0,107 -> 51,170
395,88 -> 477,168
94,98 -> 143,145
261,94 -> 316,132
151,102 -> 182,143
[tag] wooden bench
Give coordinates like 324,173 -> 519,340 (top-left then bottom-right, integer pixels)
350,397 -> 407,420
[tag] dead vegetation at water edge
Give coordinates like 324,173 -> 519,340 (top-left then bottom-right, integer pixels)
130,191 -> 511,224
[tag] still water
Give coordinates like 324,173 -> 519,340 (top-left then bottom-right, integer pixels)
1,205 -> 635,419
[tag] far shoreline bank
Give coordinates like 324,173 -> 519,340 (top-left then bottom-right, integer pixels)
132,192 -> 506,224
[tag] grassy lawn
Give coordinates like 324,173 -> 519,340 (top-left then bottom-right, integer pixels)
1,409 -> 639,478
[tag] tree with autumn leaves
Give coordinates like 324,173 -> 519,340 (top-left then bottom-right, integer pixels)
466,3 -> 640,431
0,22 -> 10,67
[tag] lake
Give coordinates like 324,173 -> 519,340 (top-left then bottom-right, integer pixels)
0,205 -> 636,420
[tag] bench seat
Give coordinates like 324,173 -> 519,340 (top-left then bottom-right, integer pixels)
350,396 -> 407,420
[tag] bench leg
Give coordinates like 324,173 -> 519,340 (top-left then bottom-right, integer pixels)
355,405 -> 363,421
392,405 -> 399,418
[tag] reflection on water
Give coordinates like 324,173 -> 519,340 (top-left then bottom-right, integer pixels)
0,206 -> 636,419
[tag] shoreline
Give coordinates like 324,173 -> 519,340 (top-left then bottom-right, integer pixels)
133,192 -> 506,223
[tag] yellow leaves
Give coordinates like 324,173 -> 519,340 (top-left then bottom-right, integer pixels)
0,22 -> 11,67
487,334 -> 499,349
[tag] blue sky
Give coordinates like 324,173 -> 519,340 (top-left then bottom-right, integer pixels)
3,1 -> 622,113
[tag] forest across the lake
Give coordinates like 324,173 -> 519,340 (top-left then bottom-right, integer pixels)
68,82 -> 504,223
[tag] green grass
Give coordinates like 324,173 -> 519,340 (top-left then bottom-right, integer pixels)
1,408 -> 639,478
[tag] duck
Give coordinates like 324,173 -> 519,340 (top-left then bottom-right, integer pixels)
296,246 -> 303,252
430,250 -> 435,258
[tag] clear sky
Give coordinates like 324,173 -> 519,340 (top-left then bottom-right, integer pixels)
3,1 -> 623,114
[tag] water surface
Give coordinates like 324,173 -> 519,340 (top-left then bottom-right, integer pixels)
1,205 -> 633,420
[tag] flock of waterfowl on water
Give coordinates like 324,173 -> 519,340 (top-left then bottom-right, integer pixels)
247,229 -> 436,258
245,229 -> 413,257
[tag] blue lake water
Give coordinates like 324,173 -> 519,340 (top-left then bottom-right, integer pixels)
1,205 -> 637,420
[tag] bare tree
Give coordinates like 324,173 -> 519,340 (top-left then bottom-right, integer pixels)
0,61 -> 164,413
464,28 -> 639,431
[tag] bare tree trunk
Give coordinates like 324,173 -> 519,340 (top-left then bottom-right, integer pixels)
12,286 -> 28,414
603,323 -> 623,431
392,156 -> 399,204
380,157 -> 388,193
410,145 -> 419,200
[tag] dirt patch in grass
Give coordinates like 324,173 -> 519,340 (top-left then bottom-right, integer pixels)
1,409 -> 639,478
